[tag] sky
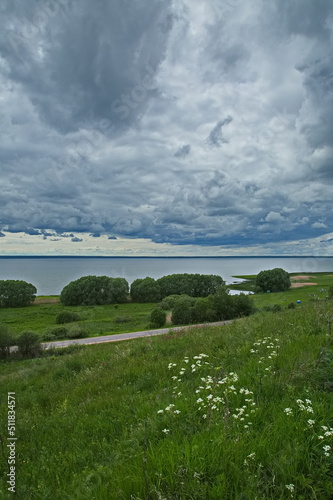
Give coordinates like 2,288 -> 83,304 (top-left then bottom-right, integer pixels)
0,0 -> 332,256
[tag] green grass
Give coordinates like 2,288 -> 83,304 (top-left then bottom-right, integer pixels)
229,272 -> 333,309
0,302 -> 157,340
0,302 -> 333,499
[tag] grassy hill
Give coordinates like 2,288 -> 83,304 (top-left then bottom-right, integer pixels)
1,301 -> 332,499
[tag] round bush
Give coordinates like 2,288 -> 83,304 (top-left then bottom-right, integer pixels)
149,308 -> 166,328
287,302 -> 296,309
56,311 -> 81,324
43,326 -> 69,340
67,324 -> 88,339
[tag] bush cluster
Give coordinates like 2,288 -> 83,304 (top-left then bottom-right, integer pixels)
60,276 -> 129,306
56,311 -> 81,324
130,274 -> 224,302
170,289 -> 255,325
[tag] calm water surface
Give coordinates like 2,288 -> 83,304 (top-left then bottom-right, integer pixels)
0,256 -> 332,295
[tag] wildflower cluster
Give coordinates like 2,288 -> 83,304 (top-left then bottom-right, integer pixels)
318,425 -> 333,457
159,354 -> 257,430
285,483 -> 295,497
283,398 -> 333,458
250,336 -> 279,375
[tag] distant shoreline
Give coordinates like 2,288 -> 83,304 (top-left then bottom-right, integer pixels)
0,255 -> 332,259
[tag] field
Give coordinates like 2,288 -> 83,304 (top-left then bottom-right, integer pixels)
229,272 -> 333,309
0,273 -> 332,344
0,301 -> 333,499
0,302 -> 158,340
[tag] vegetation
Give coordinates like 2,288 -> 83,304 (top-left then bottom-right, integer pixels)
130,277 -> 161,302
255,268 -> 291,293
157,273 -> 225,299
0,279 -> 37,307
56,311 -> 81,324
328,285 -> 333,300
149,307 -> 167,328
171,288 -> 255,325
16,330 -> 42,358
60,275 -> 129,306
0,303 -> 332,498
0,323 -> 13,359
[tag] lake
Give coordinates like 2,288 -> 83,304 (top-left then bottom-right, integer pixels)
0,256 -> 332,296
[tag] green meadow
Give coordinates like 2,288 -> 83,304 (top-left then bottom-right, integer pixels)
0,302 -> 156,340
0,299 -> 333,498
229,272 -> 333,309
1,273 -> 332,343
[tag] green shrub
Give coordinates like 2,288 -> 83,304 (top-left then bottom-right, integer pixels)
191,297 -> 217,323
0,324 -> 14,359
114,315 -> 133,324
233,293 -> 256,317
17,331 -> 42,358
263,304 -> 283,312
42,331 -> 56,341
149,308 -> 166,328
287,302 -> 296,309
67,324 -> 88,339
56,311 -> 81,324
43,326 -> 69,340
171,296 -> 196,325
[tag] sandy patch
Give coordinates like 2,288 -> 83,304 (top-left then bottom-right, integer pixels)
34,297 -> 60,304
291,275 -> 312,280
290,282 -> 317,288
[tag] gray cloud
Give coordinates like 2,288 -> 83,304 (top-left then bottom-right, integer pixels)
207,117 -> 233,147
0,0 -> 332,251
174,144 -> 191,158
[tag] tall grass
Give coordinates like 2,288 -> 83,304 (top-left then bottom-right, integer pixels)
0,303 -> 332,499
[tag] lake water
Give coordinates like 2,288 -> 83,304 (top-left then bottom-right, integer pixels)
0,256 -> 332,296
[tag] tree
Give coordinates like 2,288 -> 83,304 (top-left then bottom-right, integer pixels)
60,276 -> 129,306
157,274 -> 224,299
149,308 -> 166,328
192,297 -> 217,323
0,280 -> 37,308
171,296 -> 196,325
233,293 -> 256,317
255,268 -> 291,293
130,277 -> 161,302
207,287 -> 236,321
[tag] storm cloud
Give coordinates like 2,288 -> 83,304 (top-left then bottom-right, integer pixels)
0,0 -> 332,254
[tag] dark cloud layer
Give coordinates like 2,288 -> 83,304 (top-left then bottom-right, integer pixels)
0,0 -> 332,250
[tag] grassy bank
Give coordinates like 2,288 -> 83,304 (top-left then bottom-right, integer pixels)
0,302 -> 157,340
229,272 -> 333,309
0,302 -> 332,499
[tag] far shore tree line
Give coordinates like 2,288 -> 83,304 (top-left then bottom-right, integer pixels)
1,268 -> 333,310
